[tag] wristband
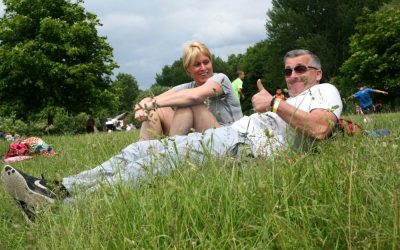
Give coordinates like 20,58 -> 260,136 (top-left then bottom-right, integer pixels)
272,98 -> 281,113
269,97 -> 276,112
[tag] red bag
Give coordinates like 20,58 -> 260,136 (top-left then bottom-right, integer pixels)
337,118 -> 364,136
5,142 -> 29,158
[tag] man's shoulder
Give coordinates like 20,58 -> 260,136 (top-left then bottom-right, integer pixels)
308,83 -> 339,93
232,78 -> 241,83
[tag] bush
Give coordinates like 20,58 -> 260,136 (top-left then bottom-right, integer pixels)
0,114 -> 29,135
45,110 -> 88,135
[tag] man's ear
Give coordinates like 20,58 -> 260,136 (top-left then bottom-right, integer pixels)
316,69 -> 323,81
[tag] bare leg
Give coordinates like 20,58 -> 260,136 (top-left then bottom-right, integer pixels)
139,107 -> 174,140
169,107 -> 194,136
169,104 -> 220,136
192,104 -> 220,131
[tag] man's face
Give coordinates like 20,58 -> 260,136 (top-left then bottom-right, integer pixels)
284,55 -> 322,97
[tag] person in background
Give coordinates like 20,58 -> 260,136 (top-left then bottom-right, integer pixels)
86,116 -> 95,133
1,49 -> 342,222
355,104 -> 363,115
273,88 -> 287,101
374,102 -> 383,113
348,83 -> 388,122
231,70 -> 245,101
134,41 -> 242,140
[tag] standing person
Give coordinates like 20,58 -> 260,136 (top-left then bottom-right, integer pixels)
348,84 -> 388,122
231,70 -> 245,101
273,88 -> 287,101
86,116 -> 95,133
134,41 -> 242,140
355,104 -> 363,115
1,49 -> 342,222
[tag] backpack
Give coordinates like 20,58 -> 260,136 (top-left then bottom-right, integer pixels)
337,118 -> 390,138
5,141 -> 30,158
337,118 -> 364,136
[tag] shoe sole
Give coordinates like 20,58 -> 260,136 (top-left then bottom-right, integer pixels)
1,166 -> 55,207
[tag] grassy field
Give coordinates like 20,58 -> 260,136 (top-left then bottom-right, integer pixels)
0,112 -> 399,249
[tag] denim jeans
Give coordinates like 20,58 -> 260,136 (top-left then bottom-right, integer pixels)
62,126 -> 247,194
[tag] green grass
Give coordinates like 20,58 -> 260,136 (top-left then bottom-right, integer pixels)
0,113 -> 399,249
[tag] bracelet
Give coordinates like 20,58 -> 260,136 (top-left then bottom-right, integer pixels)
272,98 -> 282,113
269,97 -> 276,112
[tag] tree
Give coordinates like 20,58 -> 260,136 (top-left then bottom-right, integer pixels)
225,53 -> 244,81
154,58 -> 191,88
335,8 -> 400,107
0,0 -> 118,121
110,73 -> 141,112
239,40 -> 271,114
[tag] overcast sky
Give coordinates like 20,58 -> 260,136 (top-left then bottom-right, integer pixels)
0,1 -> 272,89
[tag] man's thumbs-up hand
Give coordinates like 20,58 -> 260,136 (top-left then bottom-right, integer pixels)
252,79 -> 273,112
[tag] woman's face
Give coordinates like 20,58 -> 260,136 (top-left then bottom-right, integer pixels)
187,53 -> 213,85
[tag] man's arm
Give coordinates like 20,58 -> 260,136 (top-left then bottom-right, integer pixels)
238,88 -> 245,100
274,102 -> 337,140
372,89 -> 389,95
252,80 -> 337,140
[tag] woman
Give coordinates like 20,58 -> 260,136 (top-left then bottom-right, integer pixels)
135,41 -> 243,140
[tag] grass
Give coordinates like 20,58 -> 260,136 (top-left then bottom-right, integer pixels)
0,112 -> 399,249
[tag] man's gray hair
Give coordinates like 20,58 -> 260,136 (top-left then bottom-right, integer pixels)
284,49 -> 321,69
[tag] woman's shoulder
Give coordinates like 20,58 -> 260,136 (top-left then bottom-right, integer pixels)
209,73 -> 231,85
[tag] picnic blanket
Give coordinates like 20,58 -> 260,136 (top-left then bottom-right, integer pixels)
3,137 -> 56,163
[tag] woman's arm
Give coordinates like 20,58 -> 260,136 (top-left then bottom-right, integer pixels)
143,79 -> 224,109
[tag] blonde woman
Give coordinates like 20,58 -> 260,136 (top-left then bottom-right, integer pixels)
135,41 -> 243,140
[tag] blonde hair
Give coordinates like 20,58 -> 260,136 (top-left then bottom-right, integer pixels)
182,41 -> 212,73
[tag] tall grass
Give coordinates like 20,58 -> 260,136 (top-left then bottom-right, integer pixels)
0,113 -> 399,249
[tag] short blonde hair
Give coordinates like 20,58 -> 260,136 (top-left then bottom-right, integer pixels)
182,41 -> 212,72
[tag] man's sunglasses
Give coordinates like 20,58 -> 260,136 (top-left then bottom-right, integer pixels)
284,65 -> 319,77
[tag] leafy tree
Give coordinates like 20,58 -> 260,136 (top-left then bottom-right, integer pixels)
0,0 -> 118,122
211,55 -> 229,77
239,41 -> 272,114
111,73 -> 141,112
335,8 -> 400,108
155,58 -> 191,87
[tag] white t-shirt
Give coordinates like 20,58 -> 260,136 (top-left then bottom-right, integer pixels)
230,83 -> 343,156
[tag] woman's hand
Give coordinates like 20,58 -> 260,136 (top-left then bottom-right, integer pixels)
134,108 -> 148,122
134,97 -> 155,122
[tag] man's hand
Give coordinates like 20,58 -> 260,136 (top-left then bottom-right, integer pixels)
252,79 -> 273,112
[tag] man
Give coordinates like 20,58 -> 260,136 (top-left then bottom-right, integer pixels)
1,50 -> 343,221
348,83 -> 388,122
231,70 -> 245,101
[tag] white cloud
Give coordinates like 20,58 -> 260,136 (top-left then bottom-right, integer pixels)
0,0 -> 273,89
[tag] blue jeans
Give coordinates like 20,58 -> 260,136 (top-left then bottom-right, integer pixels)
62,127 -> 247,194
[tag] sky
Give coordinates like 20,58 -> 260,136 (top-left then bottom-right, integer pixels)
0,0 -> 273,89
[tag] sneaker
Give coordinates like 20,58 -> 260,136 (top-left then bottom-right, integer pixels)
0,165 -> 69,222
